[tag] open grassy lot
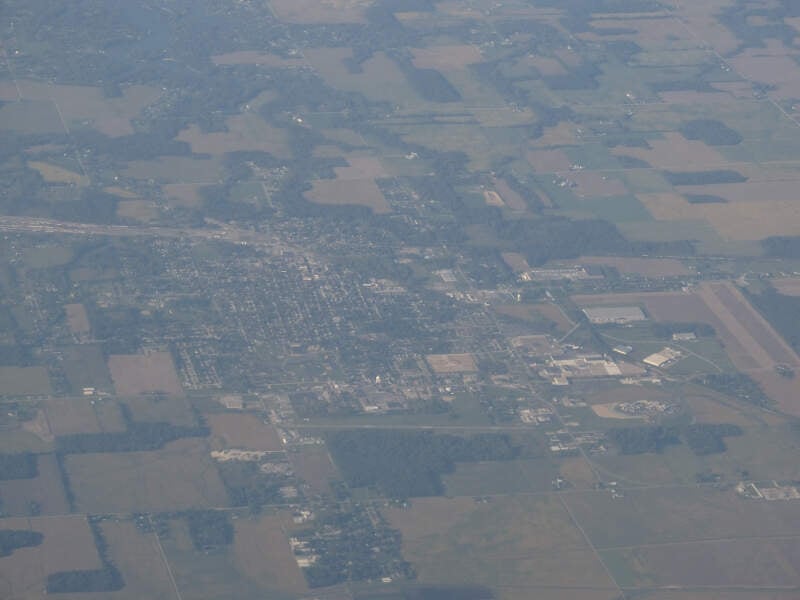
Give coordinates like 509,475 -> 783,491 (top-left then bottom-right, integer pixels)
65,438 -> 228,513
564,487 -> 800,550
602,537 -> 800,589
288,444 -> 340,494
443,458 -> 559,496
44,397 -> 125,436
207,413 -> 284,452
384,495 -> 616,591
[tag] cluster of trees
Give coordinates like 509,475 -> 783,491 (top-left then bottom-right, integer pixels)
0,453 -> 38,480
606,425 -> 681,455
607,423 -> 743,456
299,507 -> 412,588
56,419 -> 209,454
683,424 -> 743,455
185,510 -> 234,550
0,530 -> 43,557
217,461 -> 290,512
695,373 -> 771,407
326,430 -> 519,498
663,170 -> 747,186
680,119 -> 742,146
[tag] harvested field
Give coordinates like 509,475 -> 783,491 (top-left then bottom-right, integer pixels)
411,45 -> 483,70
772,277 -> 800,297
0,100 -> 64,133
385,495 -> 615,590
565,486 -> 800,549
269,0 -> 371,23
527,148 -> 573,172
117,200 -> 158,222
44,397 -> 125,436
207,413 -> 284,451
0,366 -> 52,396
100,520 -> 176,600
61,344 -> 114,393
603,537 -> 800,588
483,190 -> 505,207
125,395 -> 197,427
333,157 -> 387,180
0,454 -> 70,516
568,171 -> 628,196
232,512 -> 308,596
612,133 -> 727,170
426,353 -> 478,373
305,48 -> 420,105
0,80 -> 160,136
28,161 -> 87,186
163,183 -> 204,207
177,113 -> 290,158
305,178 -> 391,214
571,256 -> 689,277
64,303 -> 90,334
730,42 -> 800,100
103,185 -> 139,198
65,438 -> 229,513
0,515 -> 102,599
522,54 -> 567,76
108,351 -> 184,397
493,177 -> 527,211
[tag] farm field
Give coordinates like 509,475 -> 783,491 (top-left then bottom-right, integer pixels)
0,515 -> 102,599
64,438 -> 229,513
385,495 -> 616,591
107,351 -> 184,397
